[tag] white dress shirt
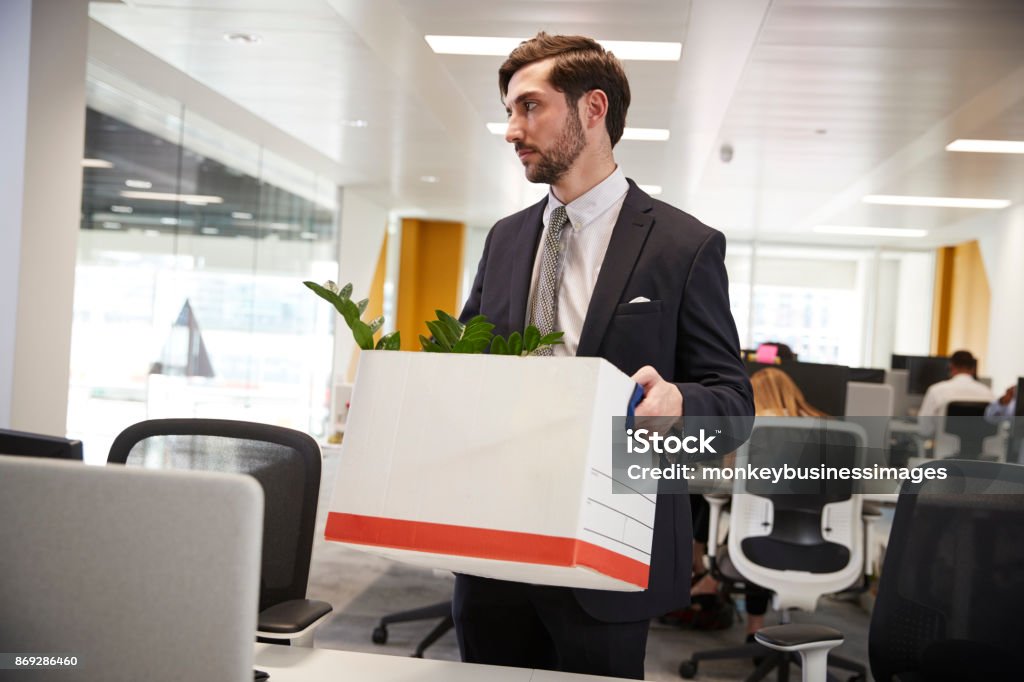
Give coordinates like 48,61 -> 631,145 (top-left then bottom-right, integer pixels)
917,373 -> 995,437
525,167 -> 629,356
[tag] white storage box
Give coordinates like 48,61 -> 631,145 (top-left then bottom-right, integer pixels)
324,351 -> 655,591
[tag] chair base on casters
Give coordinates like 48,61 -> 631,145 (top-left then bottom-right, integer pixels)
372,600 -> 454,657
678,640 -> 866,682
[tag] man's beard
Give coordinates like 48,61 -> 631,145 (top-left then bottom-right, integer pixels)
522,106 -> 586,185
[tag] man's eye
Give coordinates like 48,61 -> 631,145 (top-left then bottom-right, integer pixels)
524,102 -> 537,112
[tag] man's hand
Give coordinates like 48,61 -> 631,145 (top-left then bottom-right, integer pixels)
1000,385 -> 1017,406
631,366 -> 684,438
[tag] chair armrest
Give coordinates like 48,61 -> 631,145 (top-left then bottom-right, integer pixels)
703,493 -> 730,559
258,599 -> 333,639
755,623 -> 843,652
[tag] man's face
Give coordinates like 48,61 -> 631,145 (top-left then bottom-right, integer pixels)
503,59 -> 587,184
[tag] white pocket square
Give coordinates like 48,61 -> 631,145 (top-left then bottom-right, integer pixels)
628,296 -> 651,304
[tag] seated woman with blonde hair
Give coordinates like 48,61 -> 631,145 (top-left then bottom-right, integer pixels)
689,367 -> 828,647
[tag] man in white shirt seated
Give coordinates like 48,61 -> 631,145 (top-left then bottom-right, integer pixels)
917,350 -> 995,455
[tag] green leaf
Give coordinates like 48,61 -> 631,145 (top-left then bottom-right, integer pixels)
339,282 -> 353,302
490,336 -> 509,355
419,334 -> 442,352
368,316 -> 384,334
523,325 -> 540,353
508,331 -> 523,357
351,320 -> 374,350
376,331 -> 401,351
356,299 -> 369,315
538,331 -> 565,346
426,320 -> 456,351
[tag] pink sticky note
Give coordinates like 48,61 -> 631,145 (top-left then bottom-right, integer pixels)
755,344 -> 778,364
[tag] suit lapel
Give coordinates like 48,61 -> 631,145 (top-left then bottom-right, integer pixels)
508,196 -> 548,334
576,182 -> 654,357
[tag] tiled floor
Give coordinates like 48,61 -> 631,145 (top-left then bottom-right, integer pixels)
309,448 -> 872,681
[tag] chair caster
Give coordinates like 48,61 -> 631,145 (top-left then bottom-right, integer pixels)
372,625 -> 388,644
678,659 -> 698,678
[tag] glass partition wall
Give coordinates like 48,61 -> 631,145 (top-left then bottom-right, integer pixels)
70,65 -> 338,462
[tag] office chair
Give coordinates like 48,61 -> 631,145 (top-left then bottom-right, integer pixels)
680,417 -> 868,681
372,599 -> 454,658
942,401 -> 999,459
755,459 -> 1024,682
108,418 -> 332,646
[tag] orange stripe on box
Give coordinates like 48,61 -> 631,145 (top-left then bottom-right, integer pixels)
325,512 -> 649,588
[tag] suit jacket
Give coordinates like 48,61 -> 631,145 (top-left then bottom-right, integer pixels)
459,180 -> 754,622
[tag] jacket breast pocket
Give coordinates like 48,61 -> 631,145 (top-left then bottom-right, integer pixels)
605,300 -> 664,365
615,300 -> 662,316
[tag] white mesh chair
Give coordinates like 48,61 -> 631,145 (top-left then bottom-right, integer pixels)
681,417 -> 867,681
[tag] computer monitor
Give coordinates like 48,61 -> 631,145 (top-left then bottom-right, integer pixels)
904,356 -> 951,395
890,354 -> 910,370
745,360 -> 850,416
849,367 -> 886,384
0,428 -> 83,460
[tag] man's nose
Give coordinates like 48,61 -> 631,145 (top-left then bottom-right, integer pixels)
505,114 -> 523,144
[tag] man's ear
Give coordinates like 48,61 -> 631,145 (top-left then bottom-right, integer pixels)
583,89 -> 609,130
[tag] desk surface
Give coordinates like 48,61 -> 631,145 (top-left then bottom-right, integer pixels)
254,644 -> 626,681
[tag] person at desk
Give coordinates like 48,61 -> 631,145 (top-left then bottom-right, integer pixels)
917,350 -> 994,438
690,367 -> 826,646
456,32 -> 753,679
986,384 -> 1017,420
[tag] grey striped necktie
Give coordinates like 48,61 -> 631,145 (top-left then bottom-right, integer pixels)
531,205 -> 569,356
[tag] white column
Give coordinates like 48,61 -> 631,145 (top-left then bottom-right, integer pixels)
0,0 -> 90,434
986,206 -> 1024,391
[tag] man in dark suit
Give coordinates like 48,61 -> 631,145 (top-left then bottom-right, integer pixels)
456,32 -> 754,679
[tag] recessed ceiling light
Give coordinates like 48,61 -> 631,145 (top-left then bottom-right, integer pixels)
814,225 -> 928,238
101,221 -> 121,230
425,35 -> 681,61
232,211 -> 254,220
269,222 -> 293,230
82,158 -> 114,168
300,231 -> 318,240
121,191 -> 223,205
223,32 -> 262,45
420,175 -> 440,183
486,122 -> 669,141
638,184 -> 663,195
160,217 -> 178,225
125,179 -> 152,189
946,138 -> 1024,154
863,194 -> 1011,209
201,227 -> 219,235
341,119 -> 369,128
110,205 -> 133,214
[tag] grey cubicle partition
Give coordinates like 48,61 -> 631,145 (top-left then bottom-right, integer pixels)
0,456 -> 263,682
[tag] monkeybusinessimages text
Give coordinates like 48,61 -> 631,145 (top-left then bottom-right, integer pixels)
624,428 -> 949,485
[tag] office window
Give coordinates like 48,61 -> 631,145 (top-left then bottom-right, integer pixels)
69,65 -> 338,462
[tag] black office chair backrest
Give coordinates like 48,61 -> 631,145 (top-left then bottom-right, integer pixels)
944,401 -> 998,459
868,460 -> 1024,681
0,428 -> 83,460
741,421 -> 861,573
108,418 -> 321,612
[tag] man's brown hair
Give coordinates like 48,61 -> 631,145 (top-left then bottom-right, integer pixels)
499,32 -> 631,146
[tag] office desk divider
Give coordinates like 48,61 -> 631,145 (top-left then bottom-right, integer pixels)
324,351 -> 654,591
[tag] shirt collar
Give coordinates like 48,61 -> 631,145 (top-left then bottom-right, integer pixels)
543,167 -> 629,232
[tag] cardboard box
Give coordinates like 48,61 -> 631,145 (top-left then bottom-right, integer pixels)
324,351 -> 655,591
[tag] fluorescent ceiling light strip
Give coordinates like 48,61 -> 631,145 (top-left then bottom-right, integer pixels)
863,194 -> 1010,209
815,225 -> 928,238
638,184 -> 663,196
120,190 -> 224,205
426,35 -> 681,61
82,158 -> 113,168
487,122 -> 668,141
946,139 -> 1024,154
